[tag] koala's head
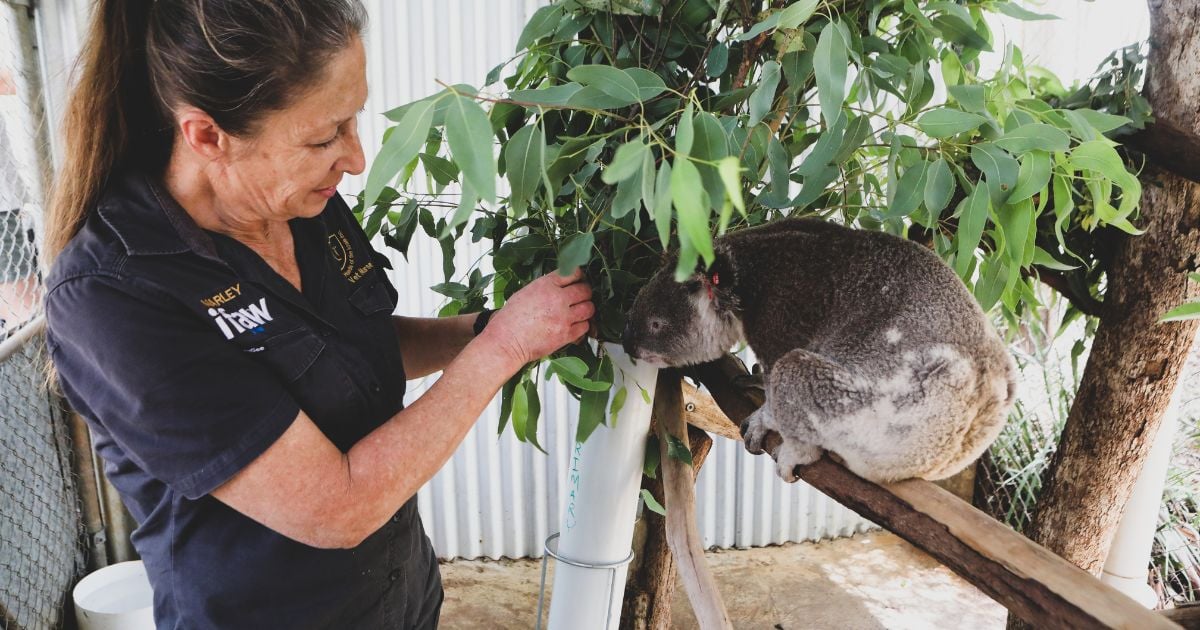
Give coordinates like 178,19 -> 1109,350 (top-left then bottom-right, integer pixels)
622,250 -> 743,367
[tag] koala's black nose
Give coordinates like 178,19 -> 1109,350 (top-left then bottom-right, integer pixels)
621,323 -> 637,358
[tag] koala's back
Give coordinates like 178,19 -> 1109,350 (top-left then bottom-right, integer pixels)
724,219 -> 1016,481
724,219 -> 1003,370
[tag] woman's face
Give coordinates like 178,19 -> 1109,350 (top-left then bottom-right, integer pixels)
215,37 -> 368,222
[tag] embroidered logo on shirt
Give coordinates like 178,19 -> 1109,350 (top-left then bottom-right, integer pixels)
207,298 -> 274,340
328,230 -> 374,284
200,283 -> 242,308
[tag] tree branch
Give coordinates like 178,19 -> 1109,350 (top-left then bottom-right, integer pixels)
1124,119 -> 1200,185
1027,267 -> 1105,318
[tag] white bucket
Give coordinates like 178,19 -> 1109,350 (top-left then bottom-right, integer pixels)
72,560 -> 156,630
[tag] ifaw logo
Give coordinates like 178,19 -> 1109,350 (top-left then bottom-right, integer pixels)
207,298 -> 274,340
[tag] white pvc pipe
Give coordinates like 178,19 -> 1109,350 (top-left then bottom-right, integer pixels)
1100,390 -> 1180,608
547,342 -> 658,630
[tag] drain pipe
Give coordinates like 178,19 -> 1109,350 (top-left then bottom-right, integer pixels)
1100,389 -> 1180,607
544,343 -> 658,629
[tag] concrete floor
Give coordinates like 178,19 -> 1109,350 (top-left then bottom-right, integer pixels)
438,531 -> 1007,629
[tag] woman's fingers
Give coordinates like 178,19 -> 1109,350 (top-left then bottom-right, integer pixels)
553,267 -> 584,286
569,300 -> 595,322
569,321 -> 590,343
563,281 -> 593,306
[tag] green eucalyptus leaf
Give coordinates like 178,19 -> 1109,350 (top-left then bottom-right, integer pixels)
625,68 -> 668,100
889,161 -> 928,218
523,379 -> 545,452
603,138 -> 649,185
924,158 -> 955,220
445,94 -> 497,204
1008,151 -> 1051,204
641,149 -> 657,216
644,437 -> 660,478
443,181 -> 479,238
717,156 -> 745,215
1070,140 -> 1142,218
973,254 -> 1008,312
1161,302 -> 1200,323
516,4 -> 564,51
365,100 -> 434,207
993,1 -> 1058,21
707,43 -> 729,77
511,375 -> 529,442
672,159 -> 715,268
641,489 -> 667,515
567,65 -> 643,103
653,161 -> 673,246
993,123 -> 1071,154
1073,109 -> 1135,135
510,83 -> 584,107
609,386 -> 628,424
557,232 -> 595,276
735,11 -> 781,41
666,434 -> 693,465
504,125 -> 546,217
611,166 -> 644,219
947,84 -> 987,113
1032,247 -> 1078,271
929,7 -> 991,51
955,184 -> 990,278
997,198 -> 1034,268
917,108 -> 988,138
778,0 -> 820,29
971,143 -> 1019,205
814,21 -> 849,125
692,112 -> 729,160
568,86 -> 639,109
749,60 -> 781,127
676,100 -> 695,156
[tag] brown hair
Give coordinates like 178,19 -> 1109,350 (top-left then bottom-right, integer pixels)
45,0 -> 367,260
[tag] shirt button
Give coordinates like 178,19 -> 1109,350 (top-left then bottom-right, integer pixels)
370,382 -> 382,394
389,569 -> 401,582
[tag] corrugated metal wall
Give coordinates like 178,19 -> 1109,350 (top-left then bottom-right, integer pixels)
35,0 -> 983,561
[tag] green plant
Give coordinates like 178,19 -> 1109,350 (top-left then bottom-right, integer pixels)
356,0 -> 1145,446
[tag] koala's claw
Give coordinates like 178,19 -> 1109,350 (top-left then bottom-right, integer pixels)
774,440 -> 822,483
741,409 -> 771,455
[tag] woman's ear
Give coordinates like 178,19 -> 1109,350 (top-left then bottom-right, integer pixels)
175,106 -> 231,162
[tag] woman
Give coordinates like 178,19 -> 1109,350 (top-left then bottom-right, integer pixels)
44,1 -> 592,628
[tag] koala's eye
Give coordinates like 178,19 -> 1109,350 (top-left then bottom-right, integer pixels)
649,318 -> 667,333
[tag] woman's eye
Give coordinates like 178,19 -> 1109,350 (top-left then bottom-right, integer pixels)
312,131 -> 340,149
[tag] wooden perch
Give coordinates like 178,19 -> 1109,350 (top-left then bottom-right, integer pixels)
685,354 -> 1179,630
654,370 -> 732,630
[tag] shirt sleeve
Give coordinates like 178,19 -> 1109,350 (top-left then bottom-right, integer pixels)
46,273 -> 301,500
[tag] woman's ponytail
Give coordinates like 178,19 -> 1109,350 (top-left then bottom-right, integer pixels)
45,0 -> 167,261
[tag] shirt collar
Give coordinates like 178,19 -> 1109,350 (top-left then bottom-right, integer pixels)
97,170 -> 222,261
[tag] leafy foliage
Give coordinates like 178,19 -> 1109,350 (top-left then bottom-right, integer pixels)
357,0 -> 1145,444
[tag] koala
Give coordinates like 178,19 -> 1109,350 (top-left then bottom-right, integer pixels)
623,218 -> 1017,484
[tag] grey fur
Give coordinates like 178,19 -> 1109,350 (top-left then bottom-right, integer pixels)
623,219 -> 1017,483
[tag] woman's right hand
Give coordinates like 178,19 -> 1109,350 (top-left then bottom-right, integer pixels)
481,268 -> 594,368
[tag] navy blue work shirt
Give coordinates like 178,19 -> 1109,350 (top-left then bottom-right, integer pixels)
45,171 -> 443,629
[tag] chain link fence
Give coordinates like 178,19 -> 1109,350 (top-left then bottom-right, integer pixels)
1,2 -> 89,629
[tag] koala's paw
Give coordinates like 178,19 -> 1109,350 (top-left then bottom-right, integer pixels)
774,439 -> 822,483
740,408 -> 774,455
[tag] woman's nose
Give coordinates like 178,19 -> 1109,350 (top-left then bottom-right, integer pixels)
341,127 -> 366,176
